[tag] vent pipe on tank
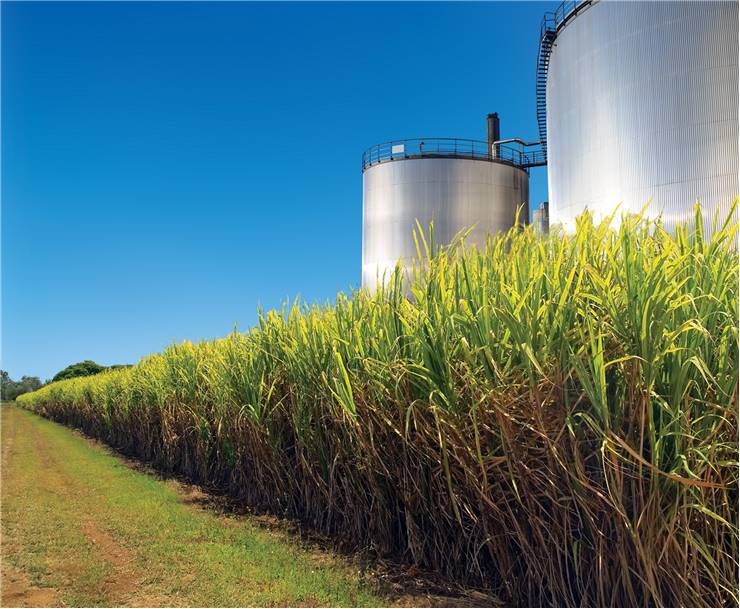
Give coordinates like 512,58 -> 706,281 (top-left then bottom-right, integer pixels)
487,113 -> 501,159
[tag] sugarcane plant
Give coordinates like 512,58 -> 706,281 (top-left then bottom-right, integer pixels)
19,203 -> 739,607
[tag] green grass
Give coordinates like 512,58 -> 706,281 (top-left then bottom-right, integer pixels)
1,405 -> 382,607
18,204 -> 740,606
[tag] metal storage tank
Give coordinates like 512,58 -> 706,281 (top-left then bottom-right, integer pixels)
361,117 -> 534,291
533,201 -> 549,234
540,0 -> 738,233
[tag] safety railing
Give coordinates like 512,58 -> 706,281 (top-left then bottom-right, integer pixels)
541,0 -> 593,39
362,138 -> 546,171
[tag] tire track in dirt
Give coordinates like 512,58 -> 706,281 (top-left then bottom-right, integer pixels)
79,520 -> 138,600
2,408 -> 62,607
1,408 -> 16,468
5,409 -> 143,606
37,424 -> 142,604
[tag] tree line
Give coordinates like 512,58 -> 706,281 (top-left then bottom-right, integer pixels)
1,360 -> 131,401
0,371 -> 43,401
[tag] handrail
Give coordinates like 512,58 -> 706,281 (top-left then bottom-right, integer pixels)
541,0 -> 594,39
361,138 -> 546,172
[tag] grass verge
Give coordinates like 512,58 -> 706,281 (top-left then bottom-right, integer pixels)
1,405 -> 384,607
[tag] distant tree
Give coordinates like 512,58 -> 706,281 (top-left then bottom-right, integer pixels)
51,360 -> 106,383
0,370 -> 11,400
1,371 -> 43,401
108,364 -> 133,371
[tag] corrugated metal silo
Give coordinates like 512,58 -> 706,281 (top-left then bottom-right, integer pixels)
361,134 -> 531,291
533,201 -> 549,234
541,0 -> 738,233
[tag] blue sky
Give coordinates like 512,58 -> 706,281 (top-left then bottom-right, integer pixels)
3,1 -> 554,381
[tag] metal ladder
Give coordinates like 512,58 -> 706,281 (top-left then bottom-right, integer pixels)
535,18 -> 556,160
535,1 -> 595,161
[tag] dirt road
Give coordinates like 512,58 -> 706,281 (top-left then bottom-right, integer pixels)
1,405 -> 383,607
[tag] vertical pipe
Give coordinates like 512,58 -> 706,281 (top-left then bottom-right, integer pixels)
487,113 -> 500,159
